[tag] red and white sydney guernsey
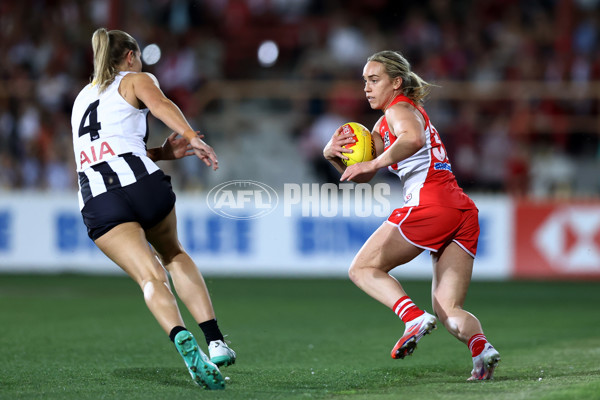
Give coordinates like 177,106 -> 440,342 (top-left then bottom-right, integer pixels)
71,71 -> 159,210
379,94 -> 475,210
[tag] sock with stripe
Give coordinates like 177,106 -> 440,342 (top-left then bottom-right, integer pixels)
392,296 -> 425,324
468,333 -> 488,357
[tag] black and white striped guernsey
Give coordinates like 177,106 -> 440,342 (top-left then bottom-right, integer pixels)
71,72 -> 159,210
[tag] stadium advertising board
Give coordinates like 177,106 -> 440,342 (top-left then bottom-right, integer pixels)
0,192 -> 510,279
514,200 -> 600,279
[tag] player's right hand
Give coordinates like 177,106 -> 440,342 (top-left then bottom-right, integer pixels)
323,126 -> 355,161
189,136 -> 218,170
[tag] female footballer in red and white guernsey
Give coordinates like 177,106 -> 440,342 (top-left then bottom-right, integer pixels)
323,50 -> 500,380
71,28 -> 235,389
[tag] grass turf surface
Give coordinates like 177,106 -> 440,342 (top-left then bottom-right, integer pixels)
1,275 -> 599,399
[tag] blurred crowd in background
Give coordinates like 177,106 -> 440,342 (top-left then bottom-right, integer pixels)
1,0 -> 599,198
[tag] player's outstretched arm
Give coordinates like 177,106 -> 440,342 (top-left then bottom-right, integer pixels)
131,72 -> 218,169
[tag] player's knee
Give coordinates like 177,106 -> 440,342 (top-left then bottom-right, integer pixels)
348,263 -> 368,286
348,264 -> 359,284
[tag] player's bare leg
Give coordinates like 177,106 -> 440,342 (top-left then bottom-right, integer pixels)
431,242 -> 480,342
432,242 -> 500,379
146,208 -> 216,324
348,222 -> 422,307
146,208 -> 236,367
94,222 -> 185,333
348,222 -> 436,359
95,220 -> 225,389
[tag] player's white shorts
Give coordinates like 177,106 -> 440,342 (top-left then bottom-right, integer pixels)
386,205 -> 479,257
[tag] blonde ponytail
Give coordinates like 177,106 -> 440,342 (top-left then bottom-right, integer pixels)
90,28 -> 139,93
91,28 -> 113,92
367,51 -> 433,105
404,71 -> 432,105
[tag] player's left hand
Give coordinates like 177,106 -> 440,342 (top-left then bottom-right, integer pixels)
161,132 -> 197,160
340,159 -> 377,182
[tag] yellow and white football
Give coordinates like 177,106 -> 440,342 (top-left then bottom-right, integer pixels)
340,122 -> 375,166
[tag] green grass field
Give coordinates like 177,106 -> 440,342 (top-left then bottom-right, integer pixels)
1,275 -> 599,399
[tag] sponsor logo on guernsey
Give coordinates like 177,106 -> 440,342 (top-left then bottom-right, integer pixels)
434,162 -> 452,172
383,131 -> 390,148
79,141 -> 116,169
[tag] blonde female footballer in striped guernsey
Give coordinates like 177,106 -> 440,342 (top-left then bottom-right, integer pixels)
71,28 -> 235,389
323,50 -> 500,380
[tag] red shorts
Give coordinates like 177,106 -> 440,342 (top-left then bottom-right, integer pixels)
386,205 -> 479,257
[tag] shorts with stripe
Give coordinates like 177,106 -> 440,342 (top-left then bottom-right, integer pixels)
81,170 -> 176,240
386,205 -> 479,257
